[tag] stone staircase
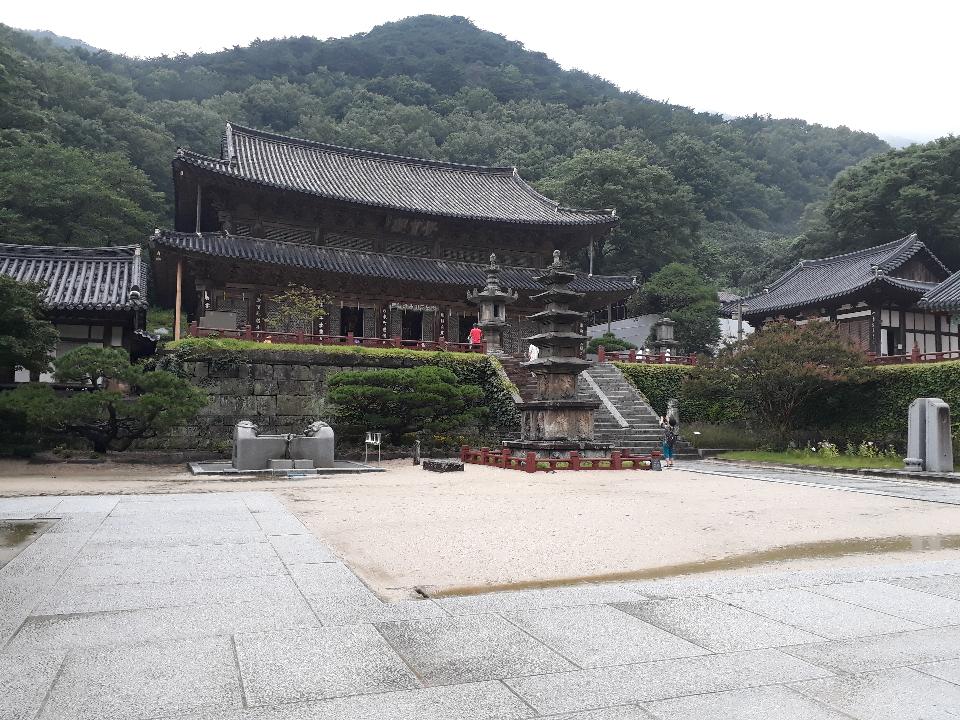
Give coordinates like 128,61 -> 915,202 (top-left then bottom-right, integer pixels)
494,353 -> 697,457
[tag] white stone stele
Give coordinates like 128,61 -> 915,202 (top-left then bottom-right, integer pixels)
905,397 -> 954,473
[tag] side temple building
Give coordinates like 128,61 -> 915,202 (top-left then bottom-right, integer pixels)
729,234 -> 960,358
150,123 -> 634,351
0,243 -> 150,382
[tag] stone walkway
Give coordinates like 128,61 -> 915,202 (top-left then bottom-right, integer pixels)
3,491 -> 960,719
686,460 -> 960,505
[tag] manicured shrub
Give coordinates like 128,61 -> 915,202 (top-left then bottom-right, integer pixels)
587,333 -> 637,354
328,366 -> 484,445
615,363 -> 687,415
0,347 -> 207,453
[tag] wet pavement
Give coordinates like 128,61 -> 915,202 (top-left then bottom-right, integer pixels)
687,460 -> 960,505
2,490 -> 960,719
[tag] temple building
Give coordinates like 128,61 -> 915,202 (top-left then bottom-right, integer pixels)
729,234 -> 960,357
150,123 -> 634,351
0,243 -> 150,381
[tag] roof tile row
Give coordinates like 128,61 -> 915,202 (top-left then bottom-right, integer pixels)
0,244 -> 146,311
151,230 -> 634,295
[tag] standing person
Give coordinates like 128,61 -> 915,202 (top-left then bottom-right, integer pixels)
660,415 -> 678,468
468,323 -> 483,348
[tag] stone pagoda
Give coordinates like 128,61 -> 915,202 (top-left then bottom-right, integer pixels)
504,250 -> 610,458
466,254 -> 517,351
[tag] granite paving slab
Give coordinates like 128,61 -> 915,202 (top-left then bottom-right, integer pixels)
643,685 -> 851,720
240,492 -> 289,514
781,625 -> 960,673
267,533 -> 337,564
548,708 -> 654,719
808,579 -> 960,626
687,461 -> 960,505
287,562 -> 373,601
161,680 -> 536,719
234,625 -> 419,706
46,496 -> 121,513
626,559 -> 960,599
714,587 -> 924,639
614,596 -> 821,652
0,496 -> 63,518
33,574 -> 309,615
306,595 -> 449,625
914,657 -> 960,684
791,666 -> 960,720
253,511 -> 310,536
504,648 -> 833,715
889,572 -> 960,600
434,584 -> 643,615
38,635 -> 241,720
0,650 -> 65,720
376,613 -> 576,686
7,597 -> 319,652
503,604 -> 709,668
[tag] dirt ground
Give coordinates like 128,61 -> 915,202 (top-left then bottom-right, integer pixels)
3,458 -> 960,599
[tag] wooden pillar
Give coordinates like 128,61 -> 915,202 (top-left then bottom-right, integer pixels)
174,257 -> 183,341
195,184 -> 202,232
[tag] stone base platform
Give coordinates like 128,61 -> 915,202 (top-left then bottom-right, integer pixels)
188,460 -> 384,476
422,459 -> 465,473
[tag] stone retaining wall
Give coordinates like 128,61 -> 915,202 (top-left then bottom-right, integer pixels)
156,348 -> 516,450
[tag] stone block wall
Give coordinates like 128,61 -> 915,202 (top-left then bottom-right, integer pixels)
157,347 -> 518,450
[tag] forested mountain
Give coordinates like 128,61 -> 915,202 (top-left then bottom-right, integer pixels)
0,15 -> 893,290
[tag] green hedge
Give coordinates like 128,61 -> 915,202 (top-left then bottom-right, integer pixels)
617,359 -> 960,447
614,363 -> 686,415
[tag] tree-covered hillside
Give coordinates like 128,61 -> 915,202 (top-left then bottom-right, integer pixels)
0,15 -> 890,288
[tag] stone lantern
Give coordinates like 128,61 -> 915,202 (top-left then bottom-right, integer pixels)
651,317 -> 679,355
466,253 -> 517,351
504,250 -> 610,458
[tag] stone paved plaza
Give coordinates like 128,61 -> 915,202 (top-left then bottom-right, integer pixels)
3,483 -> 960,719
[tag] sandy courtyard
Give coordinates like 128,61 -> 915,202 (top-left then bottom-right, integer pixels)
3,459 -> 960,599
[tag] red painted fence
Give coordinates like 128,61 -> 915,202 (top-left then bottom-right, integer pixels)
868,348 -> 960,365
188,323 -> 485,353
460,445 -> 662,472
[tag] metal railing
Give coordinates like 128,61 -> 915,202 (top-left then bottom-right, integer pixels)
187,323 -> 485,353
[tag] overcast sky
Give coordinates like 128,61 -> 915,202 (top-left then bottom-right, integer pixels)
4,0 -> 957,143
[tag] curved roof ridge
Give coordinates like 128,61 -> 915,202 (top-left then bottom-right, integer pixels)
225,122 -> 518,175
508,170 -> 616,218
803,234 -> 916,267
0,243 -> 142,258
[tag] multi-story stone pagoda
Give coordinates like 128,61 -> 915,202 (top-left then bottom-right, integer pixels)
466,254 -> 517,352
504,250 -> 610,458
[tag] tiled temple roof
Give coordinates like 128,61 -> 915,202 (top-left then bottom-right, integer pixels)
151,231 -> 634,295
174,123 -> 617,226
731,234 -> 948,317
920,270 -> 960,312
0,244 -> 146,311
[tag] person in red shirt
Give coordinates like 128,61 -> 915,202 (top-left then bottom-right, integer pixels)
468,324 -> 483,347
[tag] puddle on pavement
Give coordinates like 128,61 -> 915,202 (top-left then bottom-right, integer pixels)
0,520 -> 55,568
430,533 -> 960,598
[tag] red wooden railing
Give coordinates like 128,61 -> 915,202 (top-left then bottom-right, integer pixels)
188,323 -> 485,353
868,348 -> 960,365
596,346 -> 697,365
460,445 -> 662,472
